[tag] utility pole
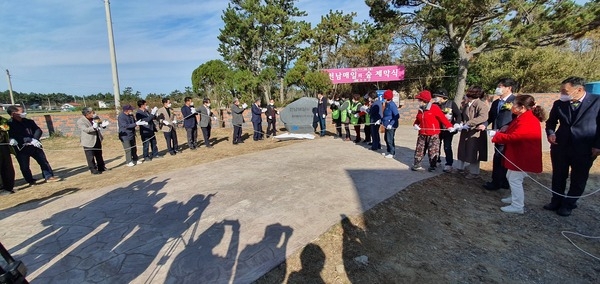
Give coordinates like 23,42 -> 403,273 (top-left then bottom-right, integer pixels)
5,70 -> 15,105
104,0 -> 121,115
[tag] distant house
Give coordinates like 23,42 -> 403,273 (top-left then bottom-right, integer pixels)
61,103 -> 76,112
98,101 -> 108,109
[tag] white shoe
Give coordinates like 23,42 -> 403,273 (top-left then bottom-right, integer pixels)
443,165 -> 452,173
384,154 -> 394,159
501,205 -> 524,214
501,197 -> 512,204
135,160 -> 143,165
127,162 -> 135,167
381,152 -> 386,156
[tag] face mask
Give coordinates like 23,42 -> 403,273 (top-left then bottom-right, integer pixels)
559,94 -> 572,102
167,103 -> 172,108
92,114 -> 99,119
269,103 -> 274,106
433,97 -> 440,103
19,112 -> 27,118
206,103 -> 211,108
494,87 -> 503,96
190,102 -> 194,106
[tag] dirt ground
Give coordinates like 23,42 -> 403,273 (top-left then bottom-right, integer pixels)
258,155 -> 600,283
2,127 -> 599,283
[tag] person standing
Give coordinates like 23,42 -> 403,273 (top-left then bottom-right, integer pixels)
369,91 -> 383,151
330,95 -> 342,138
136,100 -> 161,161
381,90 -> 400,158
156,97 -> 179,156
181,97 -> 199,150
77,107 -> 108,174
0,114 -> 15,193
251,98 -> 264,141
339,95 -> 351,141
490,95 -> 545,214
6,105 -> 59,184
265,99 -> 278,138
454,86 -> 489,179
231,98 -> 247,144
411,90 -> 454,172
118,104 -> 146,167
544,77 -> 600,216
199,98 -> 215,148
362,93 -> 372,144
481,78 -> 517,191
349,94 -> 363,143
316,93 -> 328,137
433,88 -> 462,172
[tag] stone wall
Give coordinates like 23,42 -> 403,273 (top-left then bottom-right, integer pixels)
23,93 -> 560,138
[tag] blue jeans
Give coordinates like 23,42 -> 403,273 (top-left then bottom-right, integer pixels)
15,146 -> 54,183
318,117 -> 326,136
141,135 -> 158,159
370,124 -> 381,150
384,128 -> 396,155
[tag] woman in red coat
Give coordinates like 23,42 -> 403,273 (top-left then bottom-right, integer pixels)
491,95 -> 546,214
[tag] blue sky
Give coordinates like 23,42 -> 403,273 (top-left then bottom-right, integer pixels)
0,0 -> 370,97
0,0 -> 590,97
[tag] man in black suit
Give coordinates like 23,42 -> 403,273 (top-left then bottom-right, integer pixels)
265,99 -> 278,138
480,78 -> 517,191
316,93 -> 328,137
545,77 -> 600,216
251,98 -> 264,141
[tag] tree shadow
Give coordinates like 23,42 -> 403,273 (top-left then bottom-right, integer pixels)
8,178 -> 214,283
286,243 -> 326,284
233,223 -> 293,284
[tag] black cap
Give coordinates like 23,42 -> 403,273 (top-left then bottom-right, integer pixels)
432,88 -> 449,98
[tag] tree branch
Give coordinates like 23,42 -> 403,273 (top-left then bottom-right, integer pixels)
417,0 -> 444,10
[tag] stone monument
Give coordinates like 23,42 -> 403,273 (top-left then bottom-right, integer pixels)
279,97 -> 319,134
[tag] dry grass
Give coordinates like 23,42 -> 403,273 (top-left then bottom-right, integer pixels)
0,127 -> 300,210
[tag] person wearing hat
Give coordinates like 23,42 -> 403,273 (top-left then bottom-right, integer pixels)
411,90 -> 454,171
381,90 -> 400,158
432,88 -> 462,172
77,107 -> 109,174
454,86 -> 489,179
118,104 -> 146,166
368,91 -> 383,150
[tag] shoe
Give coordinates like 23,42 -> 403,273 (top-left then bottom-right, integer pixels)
127,162 -> 136,167
154,155 -> 164,159
367,142 -> 372,145
206,145 -> 214,148
98,167 -> 110,172
411,165 -> 424,171
483,182 -> 499,191
46,176 -> 60,182
169,152 -> 176,156
557,206 -> 572,216
543,202 -> 560,211
384,154 -> 394,159
135,160 -> 143,165
190,147 -> 197,151
501,197 -> 512,204
465,174 -> 480,180
91,171 -> 101,175
428,167 -> 436,172
501,205 -> 524,214
0,190 -> 14,195
443,165 -> 452,173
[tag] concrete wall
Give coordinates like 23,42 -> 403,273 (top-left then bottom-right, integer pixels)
25,93 -> 560,138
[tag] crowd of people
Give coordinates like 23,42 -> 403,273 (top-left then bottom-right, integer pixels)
0,76 -> 598,217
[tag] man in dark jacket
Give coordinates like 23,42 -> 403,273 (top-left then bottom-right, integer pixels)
316,93 -> 328,137
118,104 -> 145,166
479,78 -> 517,191
0,114 -> 15,193
433,88 -> 462,172
136,99 -> 161,161
265,99 -> 278,138
368,91 -> 383,151
181,97 -> 199,150
231,98 -> 247,144
7,105 -> 59,185
251,98 -> 263,141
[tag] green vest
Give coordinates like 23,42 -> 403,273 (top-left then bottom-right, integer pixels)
350,102 -> 361,125
340,101 -> 349,123
332,105 -> 340,119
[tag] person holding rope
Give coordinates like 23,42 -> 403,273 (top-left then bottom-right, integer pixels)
136,100 -> 162,161
156,97 -> 180,156
349,94 -> 363,143
489,95 -> 545,214
0,114 -> 15,193
118,104 -> 146,167
199,98 -> 216,148
368,91 -> 383,150
381,90 -> 399,159
544,76 -> 600,217
432,88 -> 461,173
181,97 -> 199,150
77,107 -> 109,175
7,105 -> 60,185
231,98 -> 247,145
411,90 -> 454,172
316,92 -> 328,137
265,99 -> 278,138
453,86 -> 489,179
251,98 -> 264,141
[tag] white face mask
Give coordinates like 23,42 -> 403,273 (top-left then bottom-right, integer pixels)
559,94 -> 572,102
19,112 -> 27,118
167,103 -> 172,108
433,97 -> 441,103
206,103 -> 211,108
494,87 -> 503,96
190,102 -> 194,106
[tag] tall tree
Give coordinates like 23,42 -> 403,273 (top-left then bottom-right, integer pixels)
368,0 -> 599,102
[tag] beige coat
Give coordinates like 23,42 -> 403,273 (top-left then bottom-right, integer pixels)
77,116 -> 103,148
457,99 -> 489,163
156,107 -> 176,132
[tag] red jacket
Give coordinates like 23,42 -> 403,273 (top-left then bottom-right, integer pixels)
492,110 -> 542,173
413,103 -> 452,136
